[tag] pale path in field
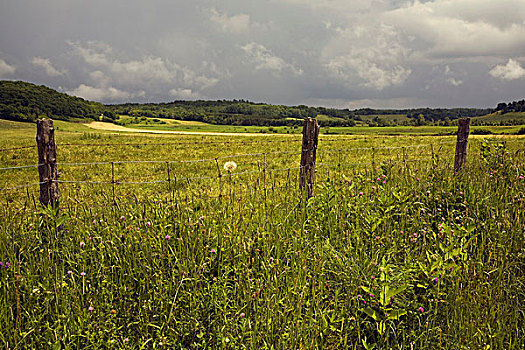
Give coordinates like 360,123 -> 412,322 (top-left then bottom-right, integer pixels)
84,121 -> 287,137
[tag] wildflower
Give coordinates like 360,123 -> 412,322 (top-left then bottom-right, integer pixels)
177,237 -> 183,241
211,249 -> 216,253
111,309 -> 117,315
120,216 -> 125,221
358,192 -> 363,196
88,306 -> 94,311
434,277 -> 438,283
146,221 -> 152,227
239,312 -> 246,318
200,215 -> 205,220
223,161 -> 237,172
67,270 -> 73,275
357,294 -> 362,298
370,294 -> 374,298
371,275 -> 376,281
519,175 -> 524,180
418,307 -> 425,313
80,272 -> 86,277
124,338 -> 129,343
5,262 -> 10,269
165,235 -> 171,240
269,257 -> 275,263
80,241 -> 85,247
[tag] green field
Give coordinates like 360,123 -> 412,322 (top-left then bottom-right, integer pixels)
1,119 -> 524,349
91,115 -> 525,136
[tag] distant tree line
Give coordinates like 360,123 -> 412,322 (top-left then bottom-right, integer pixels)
495,100 -> 525,114
2,80 -> 524,128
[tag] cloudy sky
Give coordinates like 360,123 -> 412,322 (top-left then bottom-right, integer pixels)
1,0 -> 524,108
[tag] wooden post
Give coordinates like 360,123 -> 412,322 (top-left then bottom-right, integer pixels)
454,118 -> 471,173
36,119 -> 59,207
299,118 -> 319,198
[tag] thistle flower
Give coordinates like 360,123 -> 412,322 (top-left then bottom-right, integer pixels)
223,161 -> 237,172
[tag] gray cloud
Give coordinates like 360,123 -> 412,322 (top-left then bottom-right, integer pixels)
0,0 -> 524,108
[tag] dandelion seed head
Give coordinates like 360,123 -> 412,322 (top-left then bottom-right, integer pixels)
223,161 -> 237,172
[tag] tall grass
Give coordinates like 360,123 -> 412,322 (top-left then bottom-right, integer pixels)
0,124 -> 524,349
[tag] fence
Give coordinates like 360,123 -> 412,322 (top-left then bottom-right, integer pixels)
1,117 -> 521,212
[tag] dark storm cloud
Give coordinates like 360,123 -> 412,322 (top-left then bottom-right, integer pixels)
0,0 -> 524,108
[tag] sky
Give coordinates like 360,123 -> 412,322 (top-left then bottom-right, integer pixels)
0,0 -> 524,109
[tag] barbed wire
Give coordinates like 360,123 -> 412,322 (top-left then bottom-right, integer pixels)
0,181 -> 46,191
0,145 -> 37,152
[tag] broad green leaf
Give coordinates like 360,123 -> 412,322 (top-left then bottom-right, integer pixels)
362,307 -> 379,321
387,309 -> 407,320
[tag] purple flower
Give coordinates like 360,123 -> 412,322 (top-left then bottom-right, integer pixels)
358,192 -> 363,196
146,221 -> 152,227
357,294 -> 362,298
370,294 -> 374,298
165,235 -> 171,240
88,306 -> 94,311
371,275 -> 376,281
80,272 -> 86,277
418,307 -> 425,313
80,241 -> 85,247
239,312 -> 246,318
5,262 -> 9,269
200,215 -> 205,220
211,249 -> 216,253
434,277 -> 438,283
67,270 -> 73,275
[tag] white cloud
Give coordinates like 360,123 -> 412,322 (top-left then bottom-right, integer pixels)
0,58 -> 16,76
490,59 -> 525,80
68,41 -> 220,96
169,88 -> 200,99
241,42 -> 303,76
323,24 -> 412,90
384,0 -> 525,59
210,9 -> 250,33
67,84 -> 139,101
31,57 -> 65,76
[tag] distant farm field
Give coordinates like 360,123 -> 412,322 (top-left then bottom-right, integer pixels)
0,119 -> 524,349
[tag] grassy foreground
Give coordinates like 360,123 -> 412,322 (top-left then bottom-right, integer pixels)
0,121 -> 524,349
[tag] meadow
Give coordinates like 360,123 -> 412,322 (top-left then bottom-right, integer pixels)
0,119 -> 524,349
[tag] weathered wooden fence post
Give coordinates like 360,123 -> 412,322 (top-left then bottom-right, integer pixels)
454,117 -> 471,173
36,119 -> 59,206
299,118 -> 319,198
